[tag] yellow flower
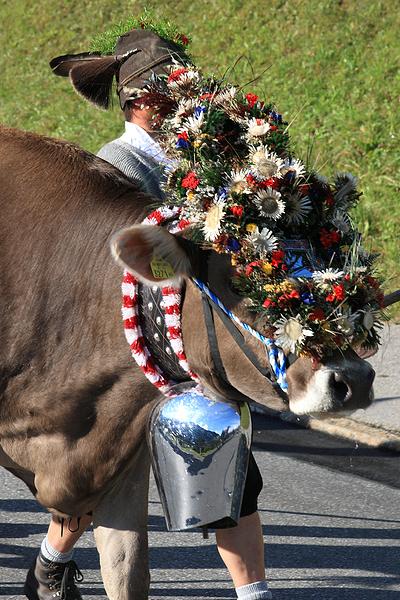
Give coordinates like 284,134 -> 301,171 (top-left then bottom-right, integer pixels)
246,223 -> 257,232
193,139 -> 202,148
186,190 -> 196,201
260,261 -> 273,275
231,256 -> 238,266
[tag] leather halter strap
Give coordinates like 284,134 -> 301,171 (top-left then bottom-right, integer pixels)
201,293 -> 289,402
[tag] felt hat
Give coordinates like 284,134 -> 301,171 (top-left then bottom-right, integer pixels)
50,29 -> 189,109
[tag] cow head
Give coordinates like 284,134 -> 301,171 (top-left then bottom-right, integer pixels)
111,224 -> 375,416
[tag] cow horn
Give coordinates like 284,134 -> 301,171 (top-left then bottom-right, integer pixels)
382,289 -> 400,308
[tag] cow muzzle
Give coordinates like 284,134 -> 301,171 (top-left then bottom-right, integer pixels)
289,359 -> 375,415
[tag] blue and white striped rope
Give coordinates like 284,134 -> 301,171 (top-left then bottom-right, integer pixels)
192,278 -> 288,393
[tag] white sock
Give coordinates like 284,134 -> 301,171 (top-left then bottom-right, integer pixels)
40,535 -> 74,564
236,580 -> 273,599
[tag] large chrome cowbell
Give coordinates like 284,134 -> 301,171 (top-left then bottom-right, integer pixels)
148,385 -> 252,531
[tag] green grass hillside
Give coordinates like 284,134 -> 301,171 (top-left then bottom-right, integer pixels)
1,0 -> 399,316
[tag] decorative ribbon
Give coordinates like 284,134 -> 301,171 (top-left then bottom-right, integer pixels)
192,278 -> 288,392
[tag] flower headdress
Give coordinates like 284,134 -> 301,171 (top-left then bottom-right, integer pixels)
131,61 -> 386,358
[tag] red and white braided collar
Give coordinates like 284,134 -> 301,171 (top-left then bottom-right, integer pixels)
121,207 -> 199,396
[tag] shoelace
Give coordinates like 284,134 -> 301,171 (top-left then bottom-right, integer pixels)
49,560 -> 84,599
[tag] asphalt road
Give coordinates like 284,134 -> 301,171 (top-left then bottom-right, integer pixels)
352,323 -> 400,432
1,414 -> 399,600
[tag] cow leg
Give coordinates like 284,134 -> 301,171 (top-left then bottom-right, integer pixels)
93,441 -> 150,600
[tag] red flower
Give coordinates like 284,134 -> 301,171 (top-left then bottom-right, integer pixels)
309,308 -> 326,321
325,193 -> 335,207
259,177 -> 280,190
200,92 -> 213,101
178,34 -> 190,46
168,67 -> 188,82
320,228 -> 341,249
326,283 -> 345,303
288,289 -> 300,299
333,284 -> 346,301
269,125 -> 278,132
299,183 -> 311,195
263,298 -> 276,308
181,171 -> 200,189
246,174 -> 257,186
178,131 -> 189,141
245,93 -> 259,108
245,261 -> 260,276
230,204 -> 244,218
271,249 -> 285,267
279,289 -> 300,304
366,275 -> 380,289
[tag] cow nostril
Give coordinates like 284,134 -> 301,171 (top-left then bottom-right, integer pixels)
330,372 -> 352,404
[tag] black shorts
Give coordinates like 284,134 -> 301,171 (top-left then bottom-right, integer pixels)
240,450 -> 263,517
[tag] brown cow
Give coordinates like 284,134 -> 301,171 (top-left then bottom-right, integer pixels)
0,125 -> 376,598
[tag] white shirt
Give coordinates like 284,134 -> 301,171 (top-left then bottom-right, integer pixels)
119,121 -> 172,168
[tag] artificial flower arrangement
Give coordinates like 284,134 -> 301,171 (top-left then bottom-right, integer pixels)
123,46 -> 385,358
135,62 -> 386,358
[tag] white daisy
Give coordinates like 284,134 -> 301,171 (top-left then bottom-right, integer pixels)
171,98 -> 197,127
168,68 -> 201,91
253,188 -> 285,220
279,158 -> 306,179
246,118 -> 271,140
203,199 -> 226,241
250,147 -> 284,179
247,227 -> 278,255
312,268 -> 344,285
183,112 -> 205,134
215,86 -> 238,106
284,192 -> 313,225
225,169 -> 251,195
274,315 -> 314,354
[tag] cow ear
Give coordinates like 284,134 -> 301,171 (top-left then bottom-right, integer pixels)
50,53 -> 103,76
111,225 -> 192,286
50,53 -> 119,109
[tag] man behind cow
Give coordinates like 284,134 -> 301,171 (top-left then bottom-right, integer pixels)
25,26 -> 272,600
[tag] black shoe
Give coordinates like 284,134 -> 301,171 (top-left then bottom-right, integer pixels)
24,553 -> 84,600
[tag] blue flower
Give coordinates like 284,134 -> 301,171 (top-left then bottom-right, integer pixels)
217,186 -> 228,200
301,292 -> 315,305
227,238 -> 241,252
270,111 -> 282,123
176,138 -> 190,149
194,105 -> 207,117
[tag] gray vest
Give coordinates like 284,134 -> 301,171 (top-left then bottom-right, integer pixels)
97,139 -> 165,199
